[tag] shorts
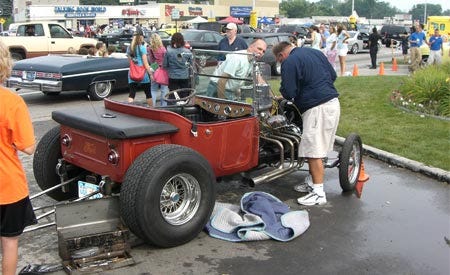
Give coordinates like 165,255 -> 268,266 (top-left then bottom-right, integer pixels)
1,196 -> 37,237
299,98 -> 340,158
338,47 -> 348,57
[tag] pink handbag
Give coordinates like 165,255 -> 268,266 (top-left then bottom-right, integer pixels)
153,67 -> 169,85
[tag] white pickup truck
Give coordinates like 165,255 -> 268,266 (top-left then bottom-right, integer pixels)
0,21 -> 97,61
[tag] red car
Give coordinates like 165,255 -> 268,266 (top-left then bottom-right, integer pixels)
33,49 -> 362,248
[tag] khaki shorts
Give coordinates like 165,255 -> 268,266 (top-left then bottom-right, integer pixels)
299,98 -> 340,158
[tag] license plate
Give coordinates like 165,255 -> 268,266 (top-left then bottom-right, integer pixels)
25,71 -> 36,81
78,181 -> 103,199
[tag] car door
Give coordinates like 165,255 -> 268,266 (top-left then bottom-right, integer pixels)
49,23 -> 75,54
16,24 -> 50,57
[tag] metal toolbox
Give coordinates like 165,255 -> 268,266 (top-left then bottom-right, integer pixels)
55,196 -> 135,273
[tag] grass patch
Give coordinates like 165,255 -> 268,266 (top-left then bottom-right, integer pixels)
268,76 -> 450,170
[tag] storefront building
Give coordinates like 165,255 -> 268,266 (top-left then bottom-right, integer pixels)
12,1 -> 279,30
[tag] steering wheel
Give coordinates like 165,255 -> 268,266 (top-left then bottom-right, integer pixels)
163,88 -> 196,105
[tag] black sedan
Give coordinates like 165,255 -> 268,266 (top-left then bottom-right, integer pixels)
6,54 -> 130,100
97,29 -> 134,48
238,32 -> 291,75
162,29 -> 224,50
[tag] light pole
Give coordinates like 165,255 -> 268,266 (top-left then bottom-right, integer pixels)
352,0 -> 354,13
424,1 -> 427,25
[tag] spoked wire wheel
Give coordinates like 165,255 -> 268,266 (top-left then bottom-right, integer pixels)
160,173 -> 201,226
339,133 -> 362,191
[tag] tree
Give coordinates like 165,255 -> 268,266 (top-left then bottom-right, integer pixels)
0,0 -> 13,17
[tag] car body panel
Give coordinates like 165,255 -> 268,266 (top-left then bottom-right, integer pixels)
346,31 -> 369,54
56,99 -> 260,182
6,54 -> 129,95
162,29 -> 224,50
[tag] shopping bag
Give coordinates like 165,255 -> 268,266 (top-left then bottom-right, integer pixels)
129,60 -> 146,82
154,67 -> 169,85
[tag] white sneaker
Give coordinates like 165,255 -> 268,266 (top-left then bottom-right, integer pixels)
297,192 -> 327,206
294,175 -> 313,193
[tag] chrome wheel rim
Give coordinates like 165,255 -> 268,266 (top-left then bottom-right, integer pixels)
94,82 -> 112,98
348,143 -> 361,184
160,173 -> 201,225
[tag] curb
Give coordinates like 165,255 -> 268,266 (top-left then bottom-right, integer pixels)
335,136 -> 450,183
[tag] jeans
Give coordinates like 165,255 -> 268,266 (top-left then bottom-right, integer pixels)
151,81 -> 169,107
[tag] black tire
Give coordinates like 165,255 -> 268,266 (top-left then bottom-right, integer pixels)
33,126 -> 79,201
120,144 -> 216,247
11,52 -> 23,62
88,81 -> 113,100
338,133 -> 362,192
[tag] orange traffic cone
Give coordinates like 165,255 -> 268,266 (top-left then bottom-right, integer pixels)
352,64 -> 359,76
378,62 -> 385,75
355,159 -> 370,199
392,58 -> 398,71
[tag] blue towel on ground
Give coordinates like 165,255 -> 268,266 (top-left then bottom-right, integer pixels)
204,192 -> 310,242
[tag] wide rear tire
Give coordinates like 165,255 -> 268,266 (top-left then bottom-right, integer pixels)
120,144 -> 216,247
33,126 -> 79,201
338,133 -> 362,192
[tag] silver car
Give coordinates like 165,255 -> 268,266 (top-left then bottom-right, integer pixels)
346,31 -> 370,54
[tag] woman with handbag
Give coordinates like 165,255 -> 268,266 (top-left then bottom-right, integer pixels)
163,33 -> 192,102
148,33 -> 169,107
127,27 -> 153,106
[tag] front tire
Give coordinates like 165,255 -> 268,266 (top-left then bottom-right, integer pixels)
33,126 -> 79,201
120,144 -> 216,247
88,81 -> 113,100
338,133 -> 362,192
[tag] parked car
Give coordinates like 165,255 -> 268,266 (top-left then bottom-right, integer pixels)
6,54 -> 129,100
159,23 -> 180,35
277,24 -> 311,44
346,31 -> 370,54
238,32 -> 291,75
380,24 -> 410,47
97,28 -> 134,48
162,29 -> 224,50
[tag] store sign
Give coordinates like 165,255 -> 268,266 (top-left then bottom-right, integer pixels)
54,6 -> 106,13
122,9 -> 146,16
54,6 -> 106,18
230,6 -> 252,17
165,5 -> 184,17
188,7 -> 202,16
65,13 -> 96,18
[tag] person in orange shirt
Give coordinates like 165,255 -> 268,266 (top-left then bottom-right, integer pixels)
0,40 -> 37,275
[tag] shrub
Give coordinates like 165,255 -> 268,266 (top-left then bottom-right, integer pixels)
396,63 -> 450,117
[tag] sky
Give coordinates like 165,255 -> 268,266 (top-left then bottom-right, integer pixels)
307,0 -> 449,12
386,0 -> 449,12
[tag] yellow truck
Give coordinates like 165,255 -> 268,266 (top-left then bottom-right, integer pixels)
426,16 -> 450,40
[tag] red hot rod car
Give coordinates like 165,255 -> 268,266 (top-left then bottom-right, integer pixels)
33,49 -> 363,248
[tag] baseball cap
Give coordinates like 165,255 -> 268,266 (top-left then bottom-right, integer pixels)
226,23 -> 237,30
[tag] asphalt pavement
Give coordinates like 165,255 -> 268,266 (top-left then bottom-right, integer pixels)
10,49 -> 450,274
14,118 -> 450,275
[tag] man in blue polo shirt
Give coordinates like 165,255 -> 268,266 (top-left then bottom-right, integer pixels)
428,28 -> 444,65
273,41 -> 340,206
218,23 -> 248,52
408,24 -> 426,72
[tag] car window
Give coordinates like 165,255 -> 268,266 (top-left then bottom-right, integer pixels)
50,24 -> 71,38
203,33 -> 216,43
183,31 -> 201,41
34,24 -> 44,36
265,37 -> 278,47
